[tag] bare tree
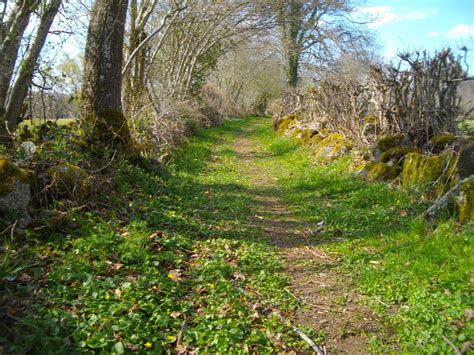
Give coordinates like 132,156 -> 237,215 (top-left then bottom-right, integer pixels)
80,0 -> 133,151
4,0 -> 62,131
260,0 -> 372,87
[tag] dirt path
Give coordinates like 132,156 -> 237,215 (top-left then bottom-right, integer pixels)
233,132 -> 382,354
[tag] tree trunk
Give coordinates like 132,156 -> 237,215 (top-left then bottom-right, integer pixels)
0,0 -> 38,143
4,0 -> 62,133
81,0 -> 132,152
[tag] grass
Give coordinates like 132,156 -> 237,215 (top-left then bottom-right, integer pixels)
1,116 -> 472,353
252,120 -> 473,353
0,117 -> 313,353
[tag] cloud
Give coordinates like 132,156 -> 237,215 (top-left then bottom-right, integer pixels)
427,32 -> 440,38
356,6 -> 437,28
447,24 -> 474,39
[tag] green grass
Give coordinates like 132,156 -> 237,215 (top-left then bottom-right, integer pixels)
1,117 -> 472,353
252,120 -> 473,353
0,117 -> 313,353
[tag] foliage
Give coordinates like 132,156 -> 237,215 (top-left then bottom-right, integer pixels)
253,119 -> 473,353
0,118 -> 314,353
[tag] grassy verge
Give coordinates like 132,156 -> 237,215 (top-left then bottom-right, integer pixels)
252,119 -> 473,353
0,118 -> 313,353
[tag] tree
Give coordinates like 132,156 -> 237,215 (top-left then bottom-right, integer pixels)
80,0 -> 133,151
0,0 -> 62,143
262,0 -> 371,87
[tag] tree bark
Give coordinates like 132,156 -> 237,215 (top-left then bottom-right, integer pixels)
0,0 -> 38,143
4,0 -> 62,133
81,0 -> 133,151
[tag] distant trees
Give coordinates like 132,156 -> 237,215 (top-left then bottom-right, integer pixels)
260,0 -> 372,87
0,0 -> 62,143
80,0 -> 133,151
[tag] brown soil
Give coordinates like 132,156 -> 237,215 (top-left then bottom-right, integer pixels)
233,134 -> 383,354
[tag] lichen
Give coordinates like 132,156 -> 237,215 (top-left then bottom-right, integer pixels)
402,152 -> 458,195
364,161 -> 402,181
377,134 -> 405,152
458,179 -> 474,223
0,156 -> 29,197
381,147 -> 420,164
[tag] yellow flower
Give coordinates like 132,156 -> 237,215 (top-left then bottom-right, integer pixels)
166,335 -> 176,342
167,273 -> 175,280
177,277 -> 183,281
209,283 -> 215,289
144,342 -> 152,349
447,316 -> 453,321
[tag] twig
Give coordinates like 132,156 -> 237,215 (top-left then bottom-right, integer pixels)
90,150 -> 117,173
10,220 -> 17,241
275,312 -> 325,355
441,335 -> 462,355
305,246 -> 328,259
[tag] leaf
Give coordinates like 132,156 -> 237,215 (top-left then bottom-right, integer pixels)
113,341 -> 125,354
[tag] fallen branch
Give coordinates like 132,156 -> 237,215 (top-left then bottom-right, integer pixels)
441,335 -> 462,355
423,175 -> 473,220
274,312 -> 325,355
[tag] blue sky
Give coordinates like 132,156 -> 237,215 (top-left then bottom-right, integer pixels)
357,0 -> 474,73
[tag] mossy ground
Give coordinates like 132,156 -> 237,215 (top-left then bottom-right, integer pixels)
0,156 -> 29,196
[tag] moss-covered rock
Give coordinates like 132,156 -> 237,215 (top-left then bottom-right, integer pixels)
376,134 -> 405,152
359,161 -> 402,181
277,114 -> 299,134
47,163 -> 88,196
0,156 -> 29,197
425,133 -> 456,153
456,140 -> 474,178
458,179 -> 474,223
292,129 -> 318,145
314,133 -> 353,159
308,134 -> 324,146
381,147 -> 420,164
0,156 -> 31,228
402,152 -> 458,194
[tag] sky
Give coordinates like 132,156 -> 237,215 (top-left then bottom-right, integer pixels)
357,0 -> 474,73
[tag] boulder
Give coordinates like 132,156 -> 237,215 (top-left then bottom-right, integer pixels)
358,161 -> 402,181
456,139 -> 474,178
314,133 -> 353,159
402,152 -> 457,195
381,147 -> 421,164
47,163 -> 88,197
376,134 -> 406,152
0,156 -> 31,228
425,133 -> 456,154
458,179 -> 474,223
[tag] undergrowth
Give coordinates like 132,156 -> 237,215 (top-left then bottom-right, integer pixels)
255,120 -> 473,353
0,118 -> 313,353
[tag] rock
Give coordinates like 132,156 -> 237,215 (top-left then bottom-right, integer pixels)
381,147 -> 421,164
359,161 -> 402,181
458,179 -> 474,223
376,134 -> 405,152
456,139 -> 474,178
276,113 -> 299,133
18,141 -> 37,161
402,152 -> 457,195
425,133 -> 456,154
314,133 -> 353,159
47,163 -> 88,197
369,143 -> 382,162
0,156 -> 31,228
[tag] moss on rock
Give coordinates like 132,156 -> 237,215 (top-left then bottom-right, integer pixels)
381,147 -> 420,163
363,161 -> 402,181
47,163 -> 88,195
277,114 -> 299,134
0,156 -> 29,197
292,129 -> 318,145
402,152 -> 458,194
314,133 -> 353,159
458,179 -> 474,223
377,134 -> 405,152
